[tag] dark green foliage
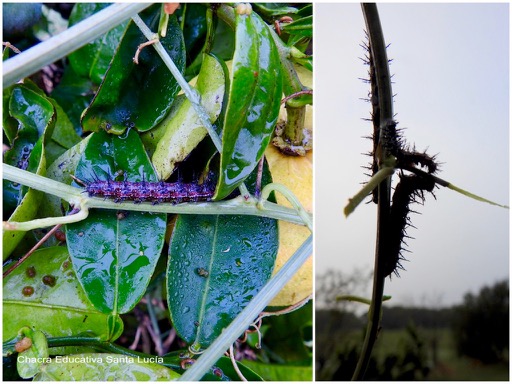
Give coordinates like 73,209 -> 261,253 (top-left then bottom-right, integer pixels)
2,3 -> 42,40
323,323 -> 430,381
452,280 -> 509,363
380,306 -> 455,329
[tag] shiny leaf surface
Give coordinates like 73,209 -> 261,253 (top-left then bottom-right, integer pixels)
3,247 -> 123,342
168,163 -> 278,348
214,11 -> 282,200
66,130 -> 167,314
81,5 -> 186,134
68,3 -> 128,84
151,53 -> 226,180
3,85 -> 55,258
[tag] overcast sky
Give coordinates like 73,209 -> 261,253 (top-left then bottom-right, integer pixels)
315,3 -> 509,307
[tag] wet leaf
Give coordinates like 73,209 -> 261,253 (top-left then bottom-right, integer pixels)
3,247 -> 123,342
151,53 -> 226,180
81,5 -> 186,135
168,163 -> 278,348
251,4 -> 299,18
281,16 -> 313,38
66,130 -> 167,314
68,3 -> 128,84
180,3 -> 208,77
3,85 -> 55,258
214,11 -> 282,200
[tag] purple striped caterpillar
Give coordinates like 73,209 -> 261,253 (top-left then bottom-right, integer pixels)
72,172 -> 216,205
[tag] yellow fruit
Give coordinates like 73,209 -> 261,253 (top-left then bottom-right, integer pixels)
266,65 -> 312,307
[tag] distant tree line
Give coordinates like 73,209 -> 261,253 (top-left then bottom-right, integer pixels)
316,273 -> 509,380
452,279 -> 508,363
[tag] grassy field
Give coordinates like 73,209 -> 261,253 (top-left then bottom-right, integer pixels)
372,327 -> 509,381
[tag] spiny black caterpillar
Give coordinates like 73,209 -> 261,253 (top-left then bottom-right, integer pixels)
384,173 -> 436,277
360,36 -> 404,203
361,34 -> 441,277
359,36 -> 381,204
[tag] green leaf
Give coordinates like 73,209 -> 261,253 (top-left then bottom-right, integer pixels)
214,11 -> 282,200
68,3 -> 128,84
212,357 -> 263,381
48,99 -> 81,150
281,16 -> 313,38
251,4 -> 299,18
33,353 -> 180,381
180,3 -> 208,75
8,85 -> 55,139
168,163 -> 278,349
3,247 -> 123,342
3,85 -> 18,144
50,65 -> 94,132
38,135 -> 92,221
151,53 -> 226,180
239,360 -> 312,381
3,85 -> 55,258
261,301 -> 313,362
292,56 -> 313,72
66,130 -> 167,314
2,142 -> 45,259
210,17 -> 235,62
81,5 -> 186,135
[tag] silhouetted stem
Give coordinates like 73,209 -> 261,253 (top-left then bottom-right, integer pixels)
352,4 -> 394,380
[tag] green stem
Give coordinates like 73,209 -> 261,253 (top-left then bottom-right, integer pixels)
344,166 -> 395,217
259,182 -> 313,232
3,164 -> 308,230
3,3 -> 151,88
283,105 -> 306,145
403,165 -> 509,209
4,209 -> 89,232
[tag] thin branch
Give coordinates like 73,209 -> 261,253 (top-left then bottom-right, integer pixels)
259,182 -> 313,232
352,4 -> 394,380
3,164 -> 309,230
229,344 -> 247,381
403,165 -> 509,209
3,212 -> 73,278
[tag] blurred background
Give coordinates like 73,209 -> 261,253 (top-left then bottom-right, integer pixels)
315,3 -> 509,380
